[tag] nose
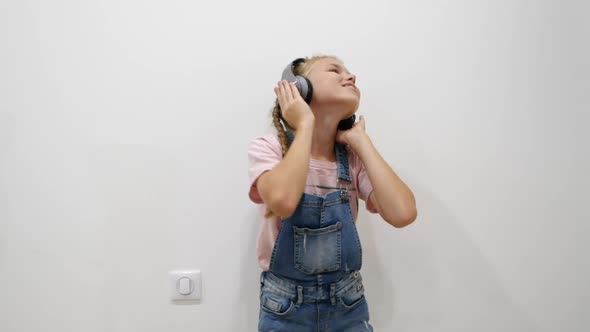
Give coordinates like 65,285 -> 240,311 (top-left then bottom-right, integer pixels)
346,73 -> 356,84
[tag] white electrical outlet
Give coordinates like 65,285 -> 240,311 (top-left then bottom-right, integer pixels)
169,270 -> 201,301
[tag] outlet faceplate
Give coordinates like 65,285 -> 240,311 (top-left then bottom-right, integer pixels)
169,270 -> 201,301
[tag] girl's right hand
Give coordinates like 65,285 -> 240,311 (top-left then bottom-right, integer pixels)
274,80 -> 315,130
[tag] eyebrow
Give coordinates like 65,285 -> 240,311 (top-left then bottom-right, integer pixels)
328,63 -> 350,74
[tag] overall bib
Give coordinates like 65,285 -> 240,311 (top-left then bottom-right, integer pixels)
258,132 -> 374,332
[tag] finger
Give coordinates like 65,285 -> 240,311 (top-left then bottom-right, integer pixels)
275,84 -> 285,108
357,115 -> 366,129
281,80 -> 293,102
289,81 -> 300,99
278,81 -> 289,104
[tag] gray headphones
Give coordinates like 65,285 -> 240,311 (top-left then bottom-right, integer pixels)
281,58 -> 314,104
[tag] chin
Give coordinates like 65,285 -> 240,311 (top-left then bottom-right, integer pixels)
344,108 -> 357,118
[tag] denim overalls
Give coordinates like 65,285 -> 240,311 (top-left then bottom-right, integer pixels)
258,132 -> 374,332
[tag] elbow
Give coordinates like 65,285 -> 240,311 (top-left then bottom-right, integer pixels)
269,194 -> 300,218
386,208 -> 418,228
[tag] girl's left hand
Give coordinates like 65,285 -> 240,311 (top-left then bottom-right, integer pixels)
336,115 -> 367,147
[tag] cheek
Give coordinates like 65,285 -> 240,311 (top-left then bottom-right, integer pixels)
310,83 -> 332,100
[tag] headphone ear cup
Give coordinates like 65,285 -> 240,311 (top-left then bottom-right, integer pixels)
281,58 -> 313,103
299,76 -> 313,104
337,114 -> 356,130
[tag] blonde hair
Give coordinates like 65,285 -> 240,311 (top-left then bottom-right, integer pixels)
265,54 -> 340,219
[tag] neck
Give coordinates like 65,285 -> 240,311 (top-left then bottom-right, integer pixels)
291,102 -> 356,162
309,116 -> 338,162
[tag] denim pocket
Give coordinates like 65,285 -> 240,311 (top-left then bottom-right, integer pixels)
260,291 -> 295,316
293,222 -> 342,274
338,280 -> 366,310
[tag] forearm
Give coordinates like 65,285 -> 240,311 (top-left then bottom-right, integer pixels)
275,123 -> 314,203
259,121 -> 314,216
351,134 -> 417,226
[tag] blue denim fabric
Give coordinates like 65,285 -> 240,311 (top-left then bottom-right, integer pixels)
259,271 -> 373,331
258,135 -> 373,331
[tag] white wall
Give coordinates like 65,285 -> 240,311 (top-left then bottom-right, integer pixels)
1,0 -> 588,331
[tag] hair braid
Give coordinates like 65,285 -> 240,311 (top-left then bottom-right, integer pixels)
271,102 -> 290,157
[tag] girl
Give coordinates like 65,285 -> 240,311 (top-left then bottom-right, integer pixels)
247,55 -> 417,331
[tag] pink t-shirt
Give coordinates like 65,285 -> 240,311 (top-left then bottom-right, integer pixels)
247,133 -> 377,271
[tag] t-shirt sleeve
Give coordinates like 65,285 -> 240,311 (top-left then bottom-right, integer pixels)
350,147 -> 378,214
247,135 -> 282,204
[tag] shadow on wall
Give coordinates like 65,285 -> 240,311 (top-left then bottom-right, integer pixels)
358,178 -> 543,332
